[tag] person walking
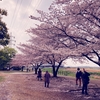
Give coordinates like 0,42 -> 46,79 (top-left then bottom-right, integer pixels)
76,68 -> 82,87
37,68 -> 42,81
81,68 -> 90,95
44,71 -> 51,88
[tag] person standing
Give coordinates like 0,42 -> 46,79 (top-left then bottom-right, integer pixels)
44,71 -> 51,88
81,68 -> 90,95
37,68 -> 42,81
76,68 -> 82,87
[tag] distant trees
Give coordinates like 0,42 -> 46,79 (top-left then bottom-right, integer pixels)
10,54 -> 28,67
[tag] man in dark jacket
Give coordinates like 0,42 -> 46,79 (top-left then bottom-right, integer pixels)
81,68 -> 90,95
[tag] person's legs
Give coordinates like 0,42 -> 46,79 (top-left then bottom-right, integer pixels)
84,84 -> 88,95
47,82 -> 49,87
76,78 -> 78,85
82,84 -> 85,94
45,82 -> 46,87
40,76 -> 42,80
79,78 -> 81,87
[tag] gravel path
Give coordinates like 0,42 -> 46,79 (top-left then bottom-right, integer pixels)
0,72 -> 100,100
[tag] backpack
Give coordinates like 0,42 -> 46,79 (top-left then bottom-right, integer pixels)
85,72 -> 90,84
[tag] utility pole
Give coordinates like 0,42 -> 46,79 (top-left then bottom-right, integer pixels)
9,32 -> 16,48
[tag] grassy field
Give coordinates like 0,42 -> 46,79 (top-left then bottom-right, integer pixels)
0,76 -> 4,82
0,67 -> 100,80
0,72 -> 5,82
42,67 -> 100,79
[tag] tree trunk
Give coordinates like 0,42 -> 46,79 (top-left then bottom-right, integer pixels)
52,65 -> 57,77
52,61 -> 63,77
35,68 -> 38,74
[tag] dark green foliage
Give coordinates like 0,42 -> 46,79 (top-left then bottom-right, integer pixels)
0,47 -> 16,70
0,21 -> 10,46
0,8 -> 10,46
0,9 -> 7,16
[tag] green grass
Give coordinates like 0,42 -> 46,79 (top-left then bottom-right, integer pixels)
42,68 -> 52,73
90,72 -> 100,76
42,67 -> 75,77
42,67 -> 100,79
58,70 -> 75,76
0,76 -> 5,82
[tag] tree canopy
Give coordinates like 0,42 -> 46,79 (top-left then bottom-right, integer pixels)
29,0 -> 100,66
0,8 -> 10,46
12,0 -> 100,76
0,47 -> 16,70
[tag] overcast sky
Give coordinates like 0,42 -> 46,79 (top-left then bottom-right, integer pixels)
0,0 -> 53,46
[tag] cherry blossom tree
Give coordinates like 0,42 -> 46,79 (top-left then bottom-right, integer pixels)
10,54 -> 28,67
16,29 -> 72,77
26,25 -> 81,77
52,0 -> 100,66
29,0 -> 100,67
18,44 -> 44,74
14,0 -> 100,78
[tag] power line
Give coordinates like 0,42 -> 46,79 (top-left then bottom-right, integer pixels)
10,0 -> 20,28
9,0 -> 45,46
10,0 -> 23,30
15,0 -> 33,32
16,0 -> 43,35
24,0 -> 43,29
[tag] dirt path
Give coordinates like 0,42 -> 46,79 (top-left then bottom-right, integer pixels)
0,72 -> 100,100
